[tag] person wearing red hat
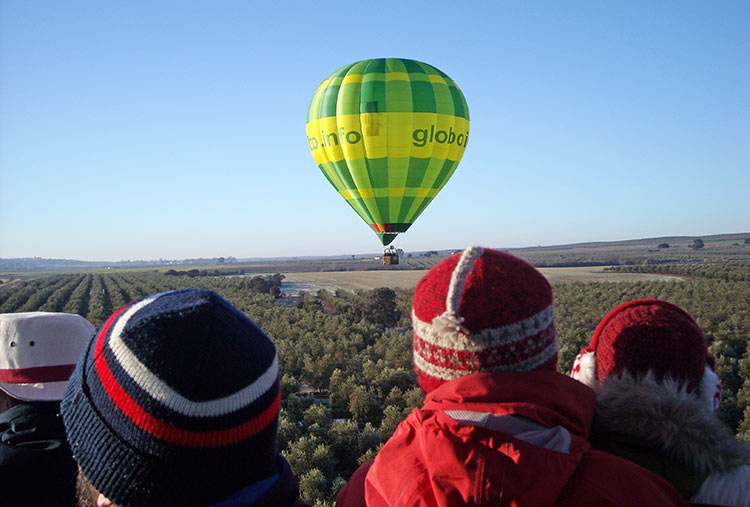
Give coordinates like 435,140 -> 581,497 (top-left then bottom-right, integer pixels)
572,298 -> 750,506
337,247 -> 686,506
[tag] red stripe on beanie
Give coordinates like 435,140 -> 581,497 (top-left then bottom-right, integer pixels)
93,302 -> 280,448
0,364 -> 75,383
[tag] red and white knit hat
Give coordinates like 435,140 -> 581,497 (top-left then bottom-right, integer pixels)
412,246 -> 557,393
571,299 -> 721,412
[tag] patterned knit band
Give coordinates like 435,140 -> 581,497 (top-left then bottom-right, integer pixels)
412,247 -> 557,393
61,289 -> 281,506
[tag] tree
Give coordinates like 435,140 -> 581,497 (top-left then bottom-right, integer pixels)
284,393 -> 313,423
302,352 -> 338,389
328,369 -> 353,414
691,238 -> 705,250
276,410 -> 300,452
737,406 -> 750,444
303,404 -> 332,428
298,468 -> 328,505
282,435 -> 332,477
384,386 -> 406,412
365,287 -> 400,328
328,419 -> 360,476
349,386 -> 381,423
379,404 -> 405,437
404,386 -> 425,411
358,422 -> 385,455
657,243 -> 670,249
280,373 -> 300,399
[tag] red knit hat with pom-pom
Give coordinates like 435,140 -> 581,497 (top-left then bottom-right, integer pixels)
571,299 -> 721,412
412,246 -> 557,393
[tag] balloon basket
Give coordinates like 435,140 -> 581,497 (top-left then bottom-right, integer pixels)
382,246 -> 399,265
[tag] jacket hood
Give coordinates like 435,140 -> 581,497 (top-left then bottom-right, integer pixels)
0,402 -> 67,449
425,370 -> 596,437
366,371 -> 602,506
593,372 -> 750,474
0,402 -> 78,505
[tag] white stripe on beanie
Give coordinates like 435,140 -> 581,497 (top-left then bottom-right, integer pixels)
428,246 -> 485,348
414,304 -> 555,353
107,294 -> 279,418
445,246 -> 484,315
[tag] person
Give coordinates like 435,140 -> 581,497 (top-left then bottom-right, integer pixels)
571,298 -> 750,506
61,288 -> 307,507
0,311 -> 94,506
337,246 -> 686,506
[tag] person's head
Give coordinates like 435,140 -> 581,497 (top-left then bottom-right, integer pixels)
61,289 -> 281,507
412,246 -> 557,393
0,312 -> 93,410
571,298 -> 721,412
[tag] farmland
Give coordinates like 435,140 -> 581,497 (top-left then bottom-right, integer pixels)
1,240 -> 749,505
280,266 -> 686,293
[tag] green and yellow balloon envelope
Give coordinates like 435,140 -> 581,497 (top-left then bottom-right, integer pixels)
306,58 -> 469,246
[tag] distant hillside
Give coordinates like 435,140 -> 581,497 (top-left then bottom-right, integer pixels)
0,258 -> 121,272
2,233 -> 748,273
506,234 -> 750,268
0,256 -> 239,272
509,233 -> 749,251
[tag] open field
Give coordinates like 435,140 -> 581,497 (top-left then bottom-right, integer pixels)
538,267 -> 685,283
280,266 -> 686,293
3,233 -> 748,279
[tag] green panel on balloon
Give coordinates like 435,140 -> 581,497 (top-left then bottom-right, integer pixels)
306,58 -> 469,246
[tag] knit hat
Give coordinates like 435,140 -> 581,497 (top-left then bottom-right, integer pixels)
0,312 -> 94,401
571,298 -> 721,412
412,246 -> 557,393
61,289 -> 281,507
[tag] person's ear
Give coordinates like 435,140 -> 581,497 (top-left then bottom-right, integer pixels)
97,493 -> 117,507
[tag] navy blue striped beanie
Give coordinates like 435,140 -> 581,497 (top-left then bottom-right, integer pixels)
61,289 -> 281,506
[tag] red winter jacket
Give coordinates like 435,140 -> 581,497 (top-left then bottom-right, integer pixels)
337,371 -> 685,506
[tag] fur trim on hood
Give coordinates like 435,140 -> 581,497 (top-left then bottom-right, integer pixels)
593,372 -> 750,474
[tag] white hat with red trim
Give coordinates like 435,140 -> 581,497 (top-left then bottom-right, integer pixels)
0,312 -> 94,401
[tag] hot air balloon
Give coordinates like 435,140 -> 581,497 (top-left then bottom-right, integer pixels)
306,58 -> 469,260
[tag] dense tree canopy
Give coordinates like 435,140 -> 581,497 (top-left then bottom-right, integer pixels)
1,262 -> 748,505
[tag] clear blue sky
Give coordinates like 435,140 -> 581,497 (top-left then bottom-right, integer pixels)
1,1 -> 748,261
